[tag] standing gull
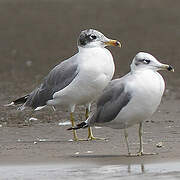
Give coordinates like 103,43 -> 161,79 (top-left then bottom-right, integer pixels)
7,29 -> 121,141
68,52 -> 174,154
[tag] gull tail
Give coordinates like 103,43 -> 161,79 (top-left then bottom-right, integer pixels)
67,121 -> 89,130
4,95 -> 29,107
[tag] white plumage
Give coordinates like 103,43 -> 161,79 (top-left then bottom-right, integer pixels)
8,29 -> 121,141
70,52 -> 174,154
48,47 -> 115,110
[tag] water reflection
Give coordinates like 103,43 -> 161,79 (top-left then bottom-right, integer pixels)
0,162 -> 180,180
127,163 -> 145,174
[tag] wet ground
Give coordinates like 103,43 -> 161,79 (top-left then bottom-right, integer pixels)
0,0 -> 180,179
1,161 -> 180,180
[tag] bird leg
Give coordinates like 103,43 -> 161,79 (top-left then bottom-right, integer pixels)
138,122 -> 144,155
135,122 -> 145,156
131,122 -> 156,156
85,108 -> 106,141
124,129 -> 131,156
70,112 -> 85,141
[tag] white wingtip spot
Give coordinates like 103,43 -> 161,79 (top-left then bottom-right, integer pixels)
34,106 -> 46,111
4,102 -> 15,107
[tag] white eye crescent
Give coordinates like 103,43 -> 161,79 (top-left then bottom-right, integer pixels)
143,59 -> 150,64
90,35 -> 97,40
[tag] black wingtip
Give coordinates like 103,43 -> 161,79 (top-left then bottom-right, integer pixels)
4,95 -> 29,107
13,95 -> 29,105
67,127 -> 74,130
67,121 -> 88,131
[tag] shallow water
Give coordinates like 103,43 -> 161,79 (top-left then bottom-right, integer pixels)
1,162 -> 180,180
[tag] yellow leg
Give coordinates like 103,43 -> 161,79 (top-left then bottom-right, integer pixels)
70,112 -> 86,141
85,108 -> 106,141
70,112 -> 79,141
124,129 -> 131,156
130,122 -> 157,156
138,122 -> 143,155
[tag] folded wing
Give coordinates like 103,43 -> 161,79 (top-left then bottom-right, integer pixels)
89,80 -> 132,125
24,58 -> 79,109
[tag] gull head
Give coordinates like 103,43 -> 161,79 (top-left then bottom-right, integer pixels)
78,29 -> 121,48
131,52 -> 174,72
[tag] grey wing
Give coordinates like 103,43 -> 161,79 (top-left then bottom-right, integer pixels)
24,58 -> 79,109
89,80 -> 132,125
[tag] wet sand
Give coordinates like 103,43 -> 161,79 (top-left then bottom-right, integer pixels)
1,98 -> 180,179
0,161 -> 180,180
0,0 -> 180,179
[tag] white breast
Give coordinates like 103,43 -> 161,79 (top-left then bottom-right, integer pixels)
51,47 -> 115,106
106,70 -> 165,129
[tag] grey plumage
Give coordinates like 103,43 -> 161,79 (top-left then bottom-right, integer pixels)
78,29 -> 105,47
24,59 -> 79,109
7,28 -> 122,141
67,80 -> 132,130
89,80 -> 132,125
10,29 -> 120,112
68,52 -> 174,154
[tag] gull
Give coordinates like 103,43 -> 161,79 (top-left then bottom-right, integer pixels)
68,52 -> 174,154
6,29 -> 121,141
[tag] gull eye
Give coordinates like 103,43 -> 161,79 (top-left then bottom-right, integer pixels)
91,35 -> 97,40
143,59 -> 150,64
